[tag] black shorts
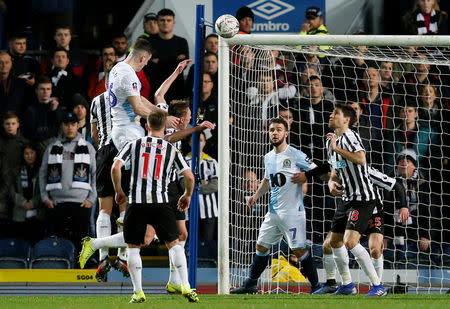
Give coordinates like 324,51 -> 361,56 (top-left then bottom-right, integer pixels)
123,203 -> 178,245
96,143 -> 117,198
365,211 -> 384,235
330,200 -> 349,234
331,199 -> 377,234
96,143 -> 131,198
168,180 -> 185,221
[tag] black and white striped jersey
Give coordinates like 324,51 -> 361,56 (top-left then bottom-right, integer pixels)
184,154 -> 218,220
327,129 -> 376,202
368,165 -> 396,213
90,92 -> 112,149
164,127 -> 183,182
115,136 -> 190,204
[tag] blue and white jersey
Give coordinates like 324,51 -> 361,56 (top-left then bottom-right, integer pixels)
108,62 -> 141,126
264,145 -> 316,213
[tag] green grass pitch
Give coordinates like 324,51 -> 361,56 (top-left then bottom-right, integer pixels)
0,294 -> 449,309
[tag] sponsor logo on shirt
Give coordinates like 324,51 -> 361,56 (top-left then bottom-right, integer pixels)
132,82 -> 138,91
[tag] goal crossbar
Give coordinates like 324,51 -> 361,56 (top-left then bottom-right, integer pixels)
217,34 -> 450,295
226,34 -> 450,47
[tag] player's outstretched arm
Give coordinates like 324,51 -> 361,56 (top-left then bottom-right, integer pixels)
165,121 -> 215,143
154,59 -> 192,104
248,178 -> 270,208
128,95 -> 153,117
292,162 -> 330,184
111,159 -> 126,204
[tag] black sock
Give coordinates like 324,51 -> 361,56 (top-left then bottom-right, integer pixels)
246,253 -> 270,285
326,279 -> 337,286
300,250 -> 319,287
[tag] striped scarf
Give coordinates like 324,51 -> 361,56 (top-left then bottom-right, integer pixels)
46,138 -> 91,191
416,9 -> 438,35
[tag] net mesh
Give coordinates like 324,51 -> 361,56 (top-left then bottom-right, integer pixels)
227,43 -> 450,294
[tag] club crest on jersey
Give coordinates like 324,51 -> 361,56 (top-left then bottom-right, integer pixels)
283,159 -> 291,168
334,160 -> 347,169
132,82 -> 138,91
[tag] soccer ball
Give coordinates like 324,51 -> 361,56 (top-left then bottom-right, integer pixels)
215,14 -> 240,38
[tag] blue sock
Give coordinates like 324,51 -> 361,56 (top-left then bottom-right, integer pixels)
246,251 -> 270,286
299,249 -> 319,287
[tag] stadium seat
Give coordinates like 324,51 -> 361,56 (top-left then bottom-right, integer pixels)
0,238 -> 31,269
30,237 -> 75,269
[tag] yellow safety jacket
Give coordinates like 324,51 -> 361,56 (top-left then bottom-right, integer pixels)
299,24 -> 330,56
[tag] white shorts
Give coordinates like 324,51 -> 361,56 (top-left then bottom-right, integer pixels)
257,211 -> 306,250
111,122 -> 145,150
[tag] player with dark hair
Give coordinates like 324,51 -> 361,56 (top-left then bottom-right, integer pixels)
231,117 -> 320,294
324,104 -> 387,296
108,37 -> 179,151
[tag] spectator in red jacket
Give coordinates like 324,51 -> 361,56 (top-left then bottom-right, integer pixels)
87,45 -> 117,100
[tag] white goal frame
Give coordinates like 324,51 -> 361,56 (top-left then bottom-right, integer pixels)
217,34 -> 450,295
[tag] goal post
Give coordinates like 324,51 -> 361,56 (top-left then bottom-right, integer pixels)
218,34 -> 450,295
218,36 -> 230,295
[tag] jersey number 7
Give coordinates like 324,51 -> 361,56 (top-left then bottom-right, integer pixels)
142,153 -> 163,180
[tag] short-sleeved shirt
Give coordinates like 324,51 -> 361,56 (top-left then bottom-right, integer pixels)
108,62 -> 141,126
327,129 -> 377,202
114,136 -> 190,204
90,92 -> 112,149
264,145 -> 316,213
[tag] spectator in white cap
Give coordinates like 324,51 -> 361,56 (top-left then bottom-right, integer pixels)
383,147 -> 441,262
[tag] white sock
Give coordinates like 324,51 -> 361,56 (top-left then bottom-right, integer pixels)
168,245 -> 182,286
117,211 -> 127,260
96,212 -> 111,260
372,255 -> 384,282
350,244 -> 380,286
169,245 -> 189,287
332,245 -> 352,285
92,232 -> 126,250
127,248 -> 142,293
323,253 -> 337,281
179,240 -> 186,248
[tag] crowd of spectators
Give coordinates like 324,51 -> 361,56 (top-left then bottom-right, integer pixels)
230,1 -> 450,268
0,7 -> 220,267
0,0 -> 449,270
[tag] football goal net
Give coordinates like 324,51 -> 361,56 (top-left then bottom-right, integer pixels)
217,34 -> 450,295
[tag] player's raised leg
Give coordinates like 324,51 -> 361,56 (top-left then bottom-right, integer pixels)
113,206 -> 130,278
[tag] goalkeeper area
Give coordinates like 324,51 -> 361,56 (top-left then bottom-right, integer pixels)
217,34 -> 450,295
1,294 -> 448,309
